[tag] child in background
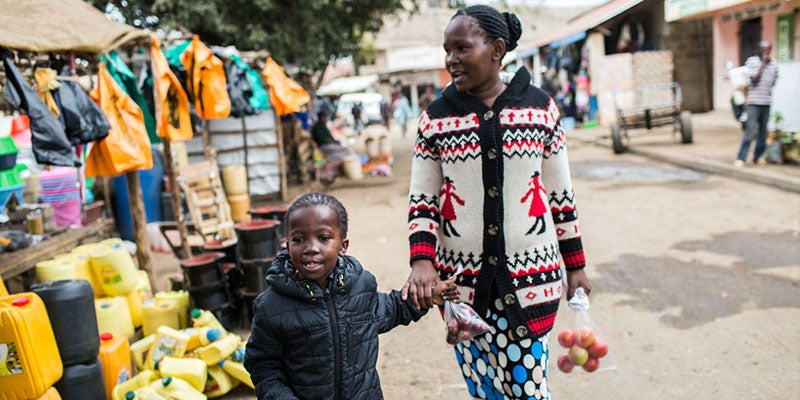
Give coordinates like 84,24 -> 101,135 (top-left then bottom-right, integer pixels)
244,192 -> 457,399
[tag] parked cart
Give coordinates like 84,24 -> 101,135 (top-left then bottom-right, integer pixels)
610,82 -> 692,154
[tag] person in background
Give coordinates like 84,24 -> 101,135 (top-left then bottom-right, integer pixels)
392,93 -> 413,137
735,39 -> 778,167
351,101 -> 364,136
403,5 -> 592,399
310,111 -> 353,164
244,192 -> 457,399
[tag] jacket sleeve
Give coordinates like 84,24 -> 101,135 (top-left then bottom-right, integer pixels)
244,297 -> 300,400
408,109 -> 443,264
374,289 -> 428,334
542,97 -> 586,271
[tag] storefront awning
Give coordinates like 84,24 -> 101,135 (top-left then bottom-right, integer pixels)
532,0 -> 649,48
316,74 -> 379,96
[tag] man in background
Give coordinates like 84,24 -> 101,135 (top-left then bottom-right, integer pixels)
735,40 -> 778,167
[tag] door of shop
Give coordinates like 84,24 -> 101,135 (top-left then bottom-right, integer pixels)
739,17 -> 762,65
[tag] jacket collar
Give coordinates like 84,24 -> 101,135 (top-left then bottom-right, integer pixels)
442,66 -> 532,114
267,250 -> 360,300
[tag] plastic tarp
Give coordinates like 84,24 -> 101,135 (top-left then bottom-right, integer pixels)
261,57 -> 309,116
150,36 -> 193,142
316,74 -> 378,96
0,0 -> 147,54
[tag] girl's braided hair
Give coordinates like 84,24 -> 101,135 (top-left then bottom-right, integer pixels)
453,5 -> 523,54
285,192 -> 349,238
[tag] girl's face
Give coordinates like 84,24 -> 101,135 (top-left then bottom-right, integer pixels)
287,205 -> 349,287
443,15 -> 503,94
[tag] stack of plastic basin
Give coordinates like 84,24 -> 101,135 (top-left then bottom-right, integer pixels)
40,167 -> 81,227
0,163 -> 27,210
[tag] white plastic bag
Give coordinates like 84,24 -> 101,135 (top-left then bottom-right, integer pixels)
444,300 -> 490,345
551,288 -> 616,374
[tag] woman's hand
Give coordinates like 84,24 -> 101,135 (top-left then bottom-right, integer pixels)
402,259 -> 439,310
566,269 -> 592,299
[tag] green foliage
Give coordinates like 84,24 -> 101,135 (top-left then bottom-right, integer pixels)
87,0 -> 418,87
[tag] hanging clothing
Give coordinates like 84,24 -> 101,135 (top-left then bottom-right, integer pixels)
180,35 -> 231,120
102,51 -> 159,144
150,35 -> 193,142
261,57 -> 309,116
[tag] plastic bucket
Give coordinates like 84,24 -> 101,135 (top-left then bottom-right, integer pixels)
342,156 -> 363,180
221,164 -> 248,196
239,258 -> 272,293
227,193 -> 251,222
202,238 -> 238,265
249,205 -> 288,222
54,359 -> 106,400
235,219 -> 281,260
186,282 -> 230,310
222,263 -> 243,293
180,252 -> 225,288
112,148 -> 164,241
50,198 -> 82,227
31,280 -> 100,366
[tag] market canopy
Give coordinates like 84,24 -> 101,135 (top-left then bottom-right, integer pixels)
317,74 -> 379,96
531,0 -> 650,49
0,0 -> 147,54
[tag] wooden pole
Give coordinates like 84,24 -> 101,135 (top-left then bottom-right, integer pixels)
274,110 -> 288,202
161,141 -> 191,259
124,170 -> 154,287
241,116 -> 251,198
202,119 -> 210,159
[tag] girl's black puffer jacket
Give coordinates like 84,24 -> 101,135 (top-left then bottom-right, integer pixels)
244,250 -> 427,400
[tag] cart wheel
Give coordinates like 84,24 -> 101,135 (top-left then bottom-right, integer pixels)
611,121 -> 627,154
680,111 -> 693,144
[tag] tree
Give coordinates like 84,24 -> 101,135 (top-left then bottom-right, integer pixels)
87,0 -> 419,90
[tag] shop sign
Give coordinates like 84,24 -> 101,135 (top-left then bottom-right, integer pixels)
665,0 -> 748,21
720,1 -> 784,23
776,13 -> 793,62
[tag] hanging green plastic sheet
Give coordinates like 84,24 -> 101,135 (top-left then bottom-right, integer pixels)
230,53 -> 270,111
101,51 -> 159,144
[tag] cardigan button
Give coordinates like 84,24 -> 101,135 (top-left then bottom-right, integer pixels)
515,325 -> 529,338
487,148 -> 498,159
503,294 -> 516,305
487,224 -> 498,236
483,110 -> 494,120
488,187 -> 499,198
488,255 -> 499,266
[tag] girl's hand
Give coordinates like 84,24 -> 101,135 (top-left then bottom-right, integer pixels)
402,260 -> 439,310
432,275 -> 459,306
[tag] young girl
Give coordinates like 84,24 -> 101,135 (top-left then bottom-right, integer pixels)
244,192 -> 456,399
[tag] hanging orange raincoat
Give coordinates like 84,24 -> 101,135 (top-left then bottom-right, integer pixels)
180,34 -> 231,120
151,35 -> 193,142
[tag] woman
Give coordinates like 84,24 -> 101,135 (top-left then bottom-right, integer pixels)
402,5 -> 592,399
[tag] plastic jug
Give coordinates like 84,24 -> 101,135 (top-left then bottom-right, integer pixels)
182,327 -> 222,351
150,377 -> 207,400
54,252 -> 103,296
218,359 -> 253,389
129,335 -> 155,373
126,387 -> 167,400
190,308 -> 225,331
153,291 -> 188,329
0,293 -> 63,400
111,370 -> 158,400
0,279 -> 7,297
31,386 -> 61,400
135,271 -> 154,303
153,356 -> 207,392
54,359 -> 105,400
203,365 -> 237,398
194,333 -> 240,366
98,333 -> 131,400
146,326 -> 189,371
95,296 -> 135,340
34,258 -> 78,283
141,300 -> 179,337
89,243 -> 139,296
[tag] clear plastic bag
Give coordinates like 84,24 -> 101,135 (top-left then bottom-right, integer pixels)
551,288 -> 616,374
444,300 -> 490,345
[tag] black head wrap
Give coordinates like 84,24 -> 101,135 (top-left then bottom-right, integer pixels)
453,5 -> 523,53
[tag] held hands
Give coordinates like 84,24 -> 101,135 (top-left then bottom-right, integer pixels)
432,275 -> 459,306
403,260 -> 456,310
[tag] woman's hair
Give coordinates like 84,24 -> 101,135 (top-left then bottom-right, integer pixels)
453,5 -> 522,53
285,192 -> 349,238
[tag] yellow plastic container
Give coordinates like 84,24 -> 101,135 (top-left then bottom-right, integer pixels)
154,356 -> 207,392
221,164 -> 247,196
71,243 -> 99,256
227,193 -> 251,222
112,370 -> 158,400
0,293 -> 63,400
129,335 -> 156,373
146,326 -> 189,371
195,333 -> 240,366
54,252 -> 103,296
141,300 -> 179,338
154,291 -> 188,329
203,365 -> 237,398
100,238 -> 125,248
135,271 -> 154,303
31,387 -> 61,400
95,296 -> 135,340
89,243 -> 139,296
150,377 -> 207,400
35,258 -> 77,283
190,308 -> 225,332
342,155 -> 363,180
0,279 -> 7,297
182,327 -> 223,351
99,332 -> 132,400
124,288 -> 144,329
219,359 -> 253,389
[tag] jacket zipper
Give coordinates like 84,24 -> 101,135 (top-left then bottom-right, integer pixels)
324,288 -> 342,400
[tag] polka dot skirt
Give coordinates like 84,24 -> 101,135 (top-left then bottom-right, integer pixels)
453,297 -> 550,400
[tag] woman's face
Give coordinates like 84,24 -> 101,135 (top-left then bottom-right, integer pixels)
444,15 -> 503,94
287,205 -> 349,287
